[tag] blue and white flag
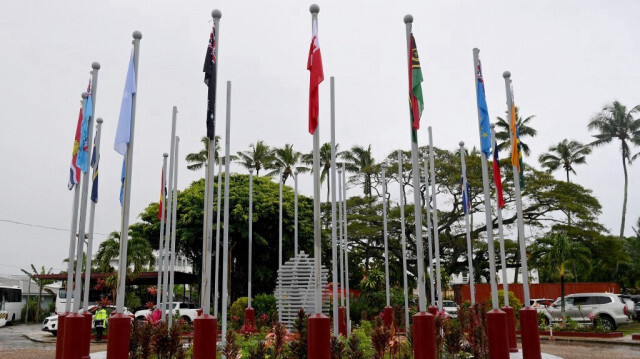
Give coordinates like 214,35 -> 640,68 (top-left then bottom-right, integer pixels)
114,52 -> 137,155
76,88 -> 93,173
475,59 -> 492,157
119,159 -> 126,206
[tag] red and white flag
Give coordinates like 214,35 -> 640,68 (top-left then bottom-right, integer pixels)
307,18 -> 324,134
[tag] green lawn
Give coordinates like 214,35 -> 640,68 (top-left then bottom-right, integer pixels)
619,321 -> 640,336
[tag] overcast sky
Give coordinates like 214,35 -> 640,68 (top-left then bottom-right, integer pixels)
1,0 -> 639,276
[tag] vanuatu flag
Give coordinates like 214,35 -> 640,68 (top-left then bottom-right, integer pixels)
408,34 -> 424,142
509,99 -> 525,189
68,108 -> 83,190
158,166 -> 166,220
90,134 -> 99,203
492,142 -> 505,209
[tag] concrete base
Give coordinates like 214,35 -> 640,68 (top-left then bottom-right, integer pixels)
427,305 -> 439,316
487,309 -> 510,359
502,306 -> 519,353
383,306 -> 394,329
82,311 -> 93,359
412,312 -> 436,359
307,313 -> 330,359
338,306 -> 347,336
520,307 -> 542,359
55,312 -> 68,359
193,314 -> 217,359
244,307 -> 255,332
62,313 -> 86,359
106,313 -> 131,359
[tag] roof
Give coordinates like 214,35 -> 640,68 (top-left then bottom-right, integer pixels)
33,271 -> 197,286
0,275 -> 53,296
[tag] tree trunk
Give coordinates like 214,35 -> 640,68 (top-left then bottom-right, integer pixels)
566,169 -> 571,226
513,248 -> 520,283
326,174 -> 330,203
36,286 -> 42,323
620,154 -> 628,238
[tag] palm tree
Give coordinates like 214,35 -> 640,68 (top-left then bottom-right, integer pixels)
302,142 -> 339,201
94,231 -> 155,275
495,106 -> 537,156
588,101 -> 640,238
266,144 -> 309,184
21,265 -> 53,322
185,136 -> 220,171
236,140 -> 272,176
530,233 -> 591,326
340,145 -> 375,197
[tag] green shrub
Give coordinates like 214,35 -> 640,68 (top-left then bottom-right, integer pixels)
252,293 -> 276,318
125,291 -> 141,310
230,297 -> 249,322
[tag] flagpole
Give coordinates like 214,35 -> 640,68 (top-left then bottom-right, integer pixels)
294,171 -> 299,255
491,126 -> 509,306
427,127 -> 443,310
341,164 -> 351,334
423,154 -> 436,310
72,63 -> 100,313
337,167 -> 345,307
279,169 -> 283,268
156,153 -> 168,309
168,136 -> 180,327
459,142 -> 476,305
161,106 -> 177,322
397,150 -> 410,331
201,164 -> 210,306
214,159 -> 222,317
220,81 -> 232,351
82,117 -> 103,312
382,162 -> 394,328
248,169 -> 254,308
328,76 -> 340,335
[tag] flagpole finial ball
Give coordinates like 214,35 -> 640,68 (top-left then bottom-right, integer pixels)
82,92 -> 88,99
459,141 -> 465,147
490,123 -> 495,129
381,163 -> 387,170
249,169 -> 254,174
310,4 -> 320,14
92,62 -> 101,70
132,31 -> 142,40
294,170 -> 298,176
97,118 -> 103,124
503,71 -> 511,78
163,153 -> 168,158
211,9 -> 221,19
473,48 -> 480,55
404,14 -> 413,24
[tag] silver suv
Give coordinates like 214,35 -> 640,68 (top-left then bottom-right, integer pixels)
541,293 -> 632,330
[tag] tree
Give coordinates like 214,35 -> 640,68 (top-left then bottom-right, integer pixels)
588,101 -> 640,238
303,142 -> 339,202
185,136 -> 220,171
266,144 -> 309,184
94,231 -> 155,275
340,145 -> 375,197
539,139 -> 591,224
529,233 -> 591,325
495,106 -> 537,156
236,140 -> 272,176
21,265 -> 53,322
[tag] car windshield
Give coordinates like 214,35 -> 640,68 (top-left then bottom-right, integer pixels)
443,301 -> 456,307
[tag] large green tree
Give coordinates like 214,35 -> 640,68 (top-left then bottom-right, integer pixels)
21,265 -> 53,322
94,231 -> 155,274
588,101 -> 640,238
340,145 -> 375,198
236,140 -> 272,176
266,144 -> 309,184
303,142 -> 339,202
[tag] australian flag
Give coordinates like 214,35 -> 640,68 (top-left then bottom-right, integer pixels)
203,26 -> 217,140
461,177 -> 471,215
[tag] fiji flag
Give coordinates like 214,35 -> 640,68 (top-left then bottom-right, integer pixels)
461,177 -> 471,214
76,82 -> 94,173
475,59 -> 492,157
90,133 -> 100,203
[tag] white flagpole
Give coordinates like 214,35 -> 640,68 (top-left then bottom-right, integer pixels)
82,117 -> 103,311
213,160 -> 222,317
459,142 -> 476,305
161,106 -> 178,322
279,169 -> 283,268
294,171 -> 299,255
427,127 -> 443,310
382,163 -> 390,307
168,136 -> 180,326
221,81 -> 232,347
341,164 -> 351,334
491,125 -> 510,306
503,71 -> 531,306
397,151 -> 410,331
201,164 -> 210,306
248,169 -> 254,308
472,48 -> 499,310
337,167 -> 345,306
329,76 -> 339,334
116,32 -> 141,313
156,153 -> 168,309
422,155 -> 436,307
73,63 -> 100,313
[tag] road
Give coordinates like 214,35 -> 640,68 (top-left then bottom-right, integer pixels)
539,340 -> 640,359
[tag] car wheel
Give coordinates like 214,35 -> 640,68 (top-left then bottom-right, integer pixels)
136,316 -> 146,322
543,316 -> 550,327
52,331 -> 57,337
598,315 -> 616,331
181,316 -> 191,324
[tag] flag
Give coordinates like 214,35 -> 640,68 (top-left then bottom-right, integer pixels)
76,82 -> 93,173
90,134 -> 100,203
509,88 -> 525,189
119,159 -> 126,206
68,108 -> 83,190
114,51 -> 137,155
203,26 -> 217,140
307,17 -> 324,134
475,59 -> 492,157
461,177 -> 471,214
492,142 -> 505,209
408,34 -> 424,142
158,166 -> 166,220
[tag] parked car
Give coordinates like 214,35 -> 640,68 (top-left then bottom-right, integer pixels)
540,293 -> 631,330
134,302 -> 199,323
42,305 -> 133,336
629,295 -> 640,322
618,295 -> 636,320
530,298 -> 554,311
442,300 -> 458,318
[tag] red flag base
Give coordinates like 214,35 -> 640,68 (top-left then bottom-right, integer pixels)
487,309 -> 510,359
244,308 -> 255,332
412,312 -> 436,359
307,313 -> 330,359
383,306 -> 394,329
338,307 -> 347,336
55,312 -> 68,359
193,314 -> 217,359
82,311 -> 93,359
62,313 -> 86,359
427,305 -> 438,316
106,313 -> 131,359
502,306 -> 519,352
520,307 -> 542,359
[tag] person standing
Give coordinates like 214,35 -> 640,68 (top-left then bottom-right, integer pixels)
94,304 -> 107,343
